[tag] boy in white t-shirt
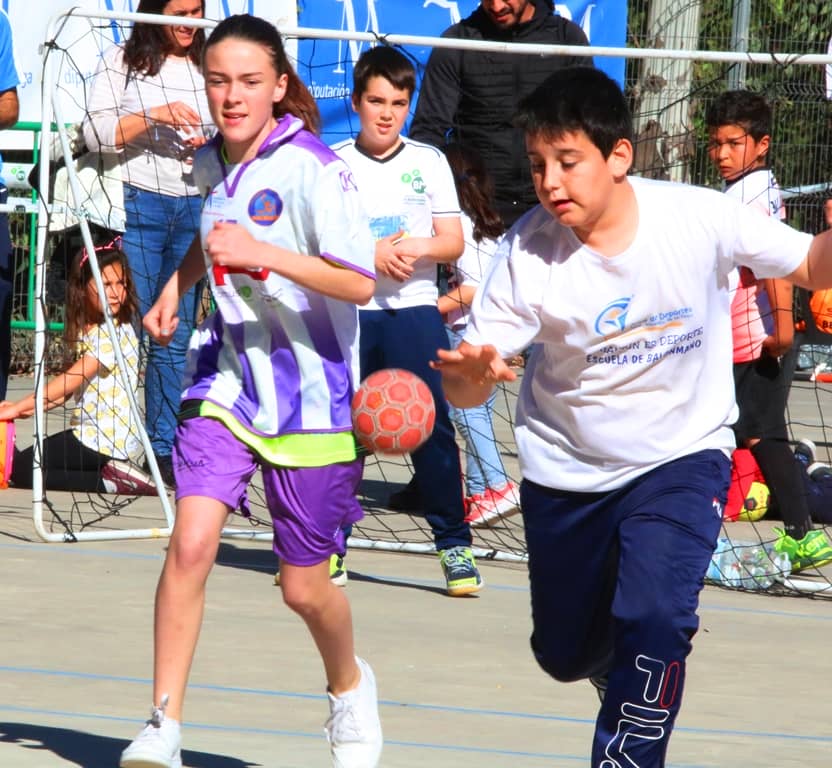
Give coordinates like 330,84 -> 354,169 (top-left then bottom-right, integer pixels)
435,66 -> 832,765
332,45 -> 481,596
706,89 -> 832,571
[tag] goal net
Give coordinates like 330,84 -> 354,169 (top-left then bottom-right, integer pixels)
27,7 -> 832,596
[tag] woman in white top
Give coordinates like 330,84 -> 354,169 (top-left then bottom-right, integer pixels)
83,0 -> 212,486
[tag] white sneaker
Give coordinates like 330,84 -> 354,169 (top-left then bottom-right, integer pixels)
120,694 -> 182,768
325,657 -> 383,768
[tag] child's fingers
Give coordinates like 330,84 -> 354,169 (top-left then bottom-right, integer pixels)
143,307 -> 179,345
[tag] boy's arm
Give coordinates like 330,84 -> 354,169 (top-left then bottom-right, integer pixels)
392,215 -> 463,266
432,341 -> 516,408
788,229 -> 832,289
437,283 -> 477,318
761,278 -> 794,358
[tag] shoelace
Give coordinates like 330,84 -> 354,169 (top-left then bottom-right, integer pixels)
442,549 -> 472,576
148,693 -> 170,728
325,693 -> 362,743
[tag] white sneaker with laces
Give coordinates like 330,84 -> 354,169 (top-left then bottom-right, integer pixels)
120,694 -> 182,768
325,657 -> 383,768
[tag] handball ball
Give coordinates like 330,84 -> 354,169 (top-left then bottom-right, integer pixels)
351,368 -> 436,454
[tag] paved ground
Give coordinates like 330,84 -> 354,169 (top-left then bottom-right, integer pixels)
1,374 -> 831,767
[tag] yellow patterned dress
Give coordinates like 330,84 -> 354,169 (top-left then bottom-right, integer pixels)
70,322 -> 141,461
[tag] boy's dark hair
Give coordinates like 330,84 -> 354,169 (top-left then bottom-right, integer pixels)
352,45 -> 416,101
705,90 -> 772,142
514,66 -> 633,158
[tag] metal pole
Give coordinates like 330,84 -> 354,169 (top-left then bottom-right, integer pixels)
728,0 -> 752,89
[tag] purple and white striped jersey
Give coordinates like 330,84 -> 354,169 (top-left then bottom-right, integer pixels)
182,115 -> 375,438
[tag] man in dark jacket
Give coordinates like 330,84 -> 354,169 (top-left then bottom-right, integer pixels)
410,0 -> 590,227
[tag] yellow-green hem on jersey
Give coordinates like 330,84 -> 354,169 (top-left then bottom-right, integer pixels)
183,400 -> 358,467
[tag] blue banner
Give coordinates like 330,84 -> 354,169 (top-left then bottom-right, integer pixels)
297,0 -> 627,144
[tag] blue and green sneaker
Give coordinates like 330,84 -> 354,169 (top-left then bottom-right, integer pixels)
774,528 -> 832,573
439,546 -> 483,596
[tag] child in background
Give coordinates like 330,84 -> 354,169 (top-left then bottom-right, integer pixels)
439,142 -> 519,527
0,239 -> 156,495
706,90 -> 832,572
332,45 -> 482,596
793,438 -> 832,526
434,66 -> 832,766
120,15 -> 381,768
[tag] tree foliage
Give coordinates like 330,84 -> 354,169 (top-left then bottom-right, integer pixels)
626,0 -> 832,231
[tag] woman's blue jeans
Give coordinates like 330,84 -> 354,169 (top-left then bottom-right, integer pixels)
446,326 -> 508,496
122,184 -> 202,458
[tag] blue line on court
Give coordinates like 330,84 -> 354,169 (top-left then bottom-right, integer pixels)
0,703 -> 712,767
1,540 -> 830,622
0,665 -> 830,746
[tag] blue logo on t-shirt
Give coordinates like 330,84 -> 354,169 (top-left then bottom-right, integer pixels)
248,189 -> 283,226
594,297 -> 631,336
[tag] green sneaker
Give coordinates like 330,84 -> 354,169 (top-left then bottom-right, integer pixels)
274,553 -> 347,587
773,528 -> 832,573
329,553 -> 348,587
438,546 -> 483,596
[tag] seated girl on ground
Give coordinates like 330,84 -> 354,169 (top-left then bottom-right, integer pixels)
0,237 -> 156,495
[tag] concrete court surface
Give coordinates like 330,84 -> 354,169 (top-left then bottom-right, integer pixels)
0,375 -> 831,767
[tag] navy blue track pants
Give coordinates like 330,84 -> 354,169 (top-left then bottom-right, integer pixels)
521,449 -> 729,767
359,305 -> 470,550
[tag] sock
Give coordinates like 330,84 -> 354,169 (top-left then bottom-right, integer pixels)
751,439 -> 811,539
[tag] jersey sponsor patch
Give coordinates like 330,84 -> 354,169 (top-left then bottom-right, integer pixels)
339,169 -> 357,192
248,189 -> 283,226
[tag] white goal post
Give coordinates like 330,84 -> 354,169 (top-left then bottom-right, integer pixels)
25,7 -> 832,595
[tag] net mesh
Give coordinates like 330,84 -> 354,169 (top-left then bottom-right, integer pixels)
20,7 -> 832,594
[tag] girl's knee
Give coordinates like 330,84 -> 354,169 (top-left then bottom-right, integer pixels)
166,529 -> 219,574
279,566 -> 330,616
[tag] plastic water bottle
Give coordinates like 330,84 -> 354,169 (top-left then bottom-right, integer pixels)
706,537 -> 791,589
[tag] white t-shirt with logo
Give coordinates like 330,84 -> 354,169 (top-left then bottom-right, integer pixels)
464,176 -> 811,492
331,137 -> 460,310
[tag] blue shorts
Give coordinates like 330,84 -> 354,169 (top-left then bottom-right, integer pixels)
172,416 -> 364,565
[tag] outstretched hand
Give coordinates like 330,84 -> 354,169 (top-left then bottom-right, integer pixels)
431,342 -> 516,408
432,342 -> 516,385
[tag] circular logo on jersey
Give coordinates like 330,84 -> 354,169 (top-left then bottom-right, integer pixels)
248,189 -> 283,226
594,297 -> 631,335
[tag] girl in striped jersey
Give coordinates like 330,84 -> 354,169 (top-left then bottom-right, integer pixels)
120,15 -> 382,768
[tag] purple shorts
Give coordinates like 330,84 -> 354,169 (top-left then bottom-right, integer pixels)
172,416 -> 364,566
